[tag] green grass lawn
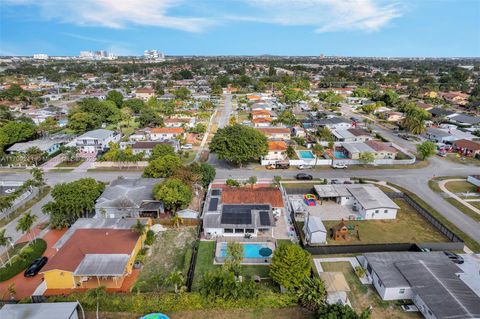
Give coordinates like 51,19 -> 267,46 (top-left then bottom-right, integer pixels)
134,227 -> 197,293
322,199 -> 448,245
320,262 -> 421,319
444,198 -> 480,223
444,153 -> 480,166
444,180 -> 477,195
180,151 -> 196,164
191,241 -> 272,291
55,159 -> 85,168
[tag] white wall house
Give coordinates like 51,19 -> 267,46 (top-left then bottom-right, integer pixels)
149,127 -> 185,141
68,129 -> 120,153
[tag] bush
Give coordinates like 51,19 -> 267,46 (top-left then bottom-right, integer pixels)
0,239 -> 47,282
144,230 -> 155,246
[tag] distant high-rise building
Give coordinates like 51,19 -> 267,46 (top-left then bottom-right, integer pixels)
33,54 -> 49,60
79,50 -> 114,60
144,50 -> 165,61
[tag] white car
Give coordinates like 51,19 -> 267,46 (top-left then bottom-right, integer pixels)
181,144 -> 193,150
332,163 -> 347,169
298,165 -> 313,170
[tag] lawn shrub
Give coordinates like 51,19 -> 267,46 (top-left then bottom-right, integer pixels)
0,239 -> 47,282
144,230 -> 155,246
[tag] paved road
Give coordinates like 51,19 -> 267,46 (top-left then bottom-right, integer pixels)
208,93 -> 233,167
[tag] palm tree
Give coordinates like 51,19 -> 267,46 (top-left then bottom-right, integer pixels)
166,271 -> 184,293
16,211 -> 38,244
0,229 -> 13,266
30,167 -> 45,187
2,283 -> 16,300
131,219 -> 147,237
312,144 -> 324,166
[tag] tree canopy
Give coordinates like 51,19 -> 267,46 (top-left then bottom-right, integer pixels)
270,243 -> 311,290
143,154 -> 182,178
416,140 -> 436,160
209,124 -> 268,166
153,178 -> 193,212
42,178 -> 105,229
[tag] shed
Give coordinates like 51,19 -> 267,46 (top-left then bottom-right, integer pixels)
303,214 -> 327,244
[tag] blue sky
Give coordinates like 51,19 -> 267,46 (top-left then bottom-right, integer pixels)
0,0 -> 479,57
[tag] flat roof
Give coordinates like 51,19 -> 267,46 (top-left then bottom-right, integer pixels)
73,254 -> 130,276
396,260 -> 480,319
364,252 -> 459,288
341,142 -> 375,154
0,302 -> 78,319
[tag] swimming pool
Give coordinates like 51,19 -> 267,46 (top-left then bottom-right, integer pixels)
218,243 -> 274,259
298,150 -> 315,159
333,151 -> 348,159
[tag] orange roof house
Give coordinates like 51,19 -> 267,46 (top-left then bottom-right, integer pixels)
222,187 -> 284,208
41,228 -> 143,291
150,127 -> 185,134
268,141 -> 288,151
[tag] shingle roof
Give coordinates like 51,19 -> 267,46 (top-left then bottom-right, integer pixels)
95,178 -> 161,210
364,140 -> 397,153
0,302 -> 79,319
453,139 -> 480,151
78,129 -> 114,140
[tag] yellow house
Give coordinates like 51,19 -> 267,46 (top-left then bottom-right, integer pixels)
41,218 -> 149,290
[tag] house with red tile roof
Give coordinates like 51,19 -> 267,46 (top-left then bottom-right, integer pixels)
40,218 -> 149,290
264,141 -> 288,161
149,127 -> 185,141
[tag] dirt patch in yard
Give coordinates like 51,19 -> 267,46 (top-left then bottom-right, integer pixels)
134,227 -> 197,292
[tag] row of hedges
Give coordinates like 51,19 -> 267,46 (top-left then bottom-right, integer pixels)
47,290 -> 297,313
0,239 -> 47,282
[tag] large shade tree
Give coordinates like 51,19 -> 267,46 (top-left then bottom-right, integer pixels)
153,178 -> 192,212
209,124 -> 268,167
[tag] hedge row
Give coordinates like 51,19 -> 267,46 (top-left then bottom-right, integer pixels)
0,239 -> 47,282
47,290 -> 298,313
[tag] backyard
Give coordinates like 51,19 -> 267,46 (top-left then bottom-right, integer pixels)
191,241 -> 272,291
320,262 -> 421,319
322,199 -> 448,245
134,227 -> 197,292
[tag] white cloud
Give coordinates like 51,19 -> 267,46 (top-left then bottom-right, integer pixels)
240,0 -> 403,32
3,0 -> 214,32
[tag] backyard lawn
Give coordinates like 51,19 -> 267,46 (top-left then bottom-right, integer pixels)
191,241 -> 272,291
320,262 -> 421,319
322,199 -> 448,245
134,227 -> 197,292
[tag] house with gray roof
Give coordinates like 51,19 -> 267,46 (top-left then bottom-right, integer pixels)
362,252 -> 480,319
94,177 -> 164,219
0,302 -> 79,319
66,129 -> 120,153
314,184 -> 400,220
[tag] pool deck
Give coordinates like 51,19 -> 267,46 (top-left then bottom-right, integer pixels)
214,240 -> 276,265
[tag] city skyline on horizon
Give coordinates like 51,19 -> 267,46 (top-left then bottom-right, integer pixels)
1,0 -> 479,57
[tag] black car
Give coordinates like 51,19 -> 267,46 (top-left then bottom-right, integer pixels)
443,252 -> 464,264
24,256 -> 48,277
295,173 -> 313,180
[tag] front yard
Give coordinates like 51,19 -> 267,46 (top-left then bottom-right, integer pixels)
320,262 -> 421,319
444,180 -> 477,196
134,227 -> 197,292
321,199 -> 448,245
191,241 -> 272,291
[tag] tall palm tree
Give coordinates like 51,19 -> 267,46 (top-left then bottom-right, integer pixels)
312,144 -> 324,166
15,211 -> 38,244
166,271 -> 184,293
0,229 -> 13,266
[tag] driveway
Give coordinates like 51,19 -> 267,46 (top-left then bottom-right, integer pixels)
0,229 -> 66,300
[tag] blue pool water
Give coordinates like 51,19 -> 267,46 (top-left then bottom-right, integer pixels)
220,243 -> 271,258
299,150 -> 315,159
333,151 -> 348,159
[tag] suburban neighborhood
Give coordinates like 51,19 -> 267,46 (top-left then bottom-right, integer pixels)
1,5 -> 480,318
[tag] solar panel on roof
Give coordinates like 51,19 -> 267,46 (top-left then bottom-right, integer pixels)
259,211 -> 271,226
208,198 -> 219,211
221,212 -> 252,225
211,189 -> 221,196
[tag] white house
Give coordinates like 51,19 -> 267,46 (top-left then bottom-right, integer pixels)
263,141 -> 288,162
361,252 -> 480,319
314,184 -> 400,220
149,127 -> 185,141
303,214 -> 327,244
68,129 -> 120,153
164,117 -> 196,128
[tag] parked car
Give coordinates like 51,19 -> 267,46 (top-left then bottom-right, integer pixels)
266,163 -> 290,170
401,305 -> 419,312
24,257 -> 48,277
298,165 -> 313,170
295,173 -> 313,180
181,144 -> 193,150
330,179 -> 339,184
437,151 -> 447,157
332,163 -> 347,169
444,252 -> 464,264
